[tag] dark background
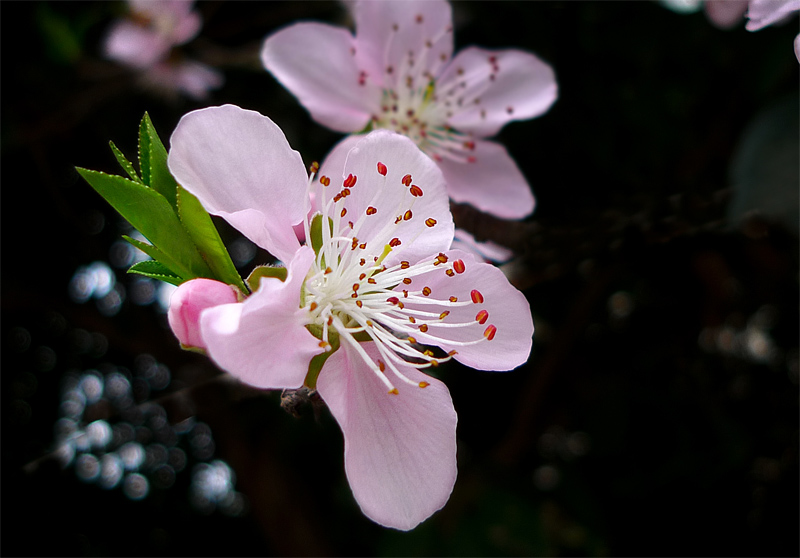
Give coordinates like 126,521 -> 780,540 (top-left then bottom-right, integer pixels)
2,1 -> 798,556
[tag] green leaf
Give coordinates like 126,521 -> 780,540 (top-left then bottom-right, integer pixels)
77,167 -> 213,280
140,113 -> 179,210
177,186 -> 248,293
138,114 -> 153,187
123,235 -> 186,282
127,260 -> 183,286
109,141 -> 142,183
246,265 -> 287,291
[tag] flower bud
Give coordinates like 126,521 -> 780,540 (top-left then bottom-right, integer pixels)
168,279 -> 239,350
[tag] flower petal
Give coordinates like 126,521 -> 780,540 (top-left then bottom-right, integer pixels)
437,138 -> 535,219
452,228 -> 514,264
316,340 -> 457,530
353,0 -> 454,89
168,278 -> 239,350
104,21 -> 171,68
403,250 -> 533,371
745,0 -> 800,31
262,22 -> 380,133
704,0 -> 748,29
439,46 -> 557,138
200,246 -> 322,389
317,131 -> 454,266
168,105 -> 308,263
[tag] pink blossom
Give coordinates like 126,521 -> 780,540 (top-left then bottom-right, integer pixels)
261,0 -> 557,220
104,0 -> 223,99
167,104 -> 534,529
704,0 -> 800,61
167,278 -> 239,350
451,228 -> 514,264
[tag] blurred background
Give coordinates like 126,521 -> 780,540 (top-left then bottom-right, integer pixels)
2,1 -> 798,556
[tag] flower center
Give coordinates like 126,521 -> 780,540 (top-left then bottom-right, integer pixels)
299,161 -> 496,395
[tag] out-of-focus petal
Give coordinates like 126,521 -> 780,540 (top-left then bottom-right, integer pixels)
746,0 -> 800,30
440,47 -> 557,138
262,22 -> 380,133
316,341 -> 457,531
353,0 -> 454,89
317,131 -> 454,266
404,250 -> 533,371
452,228 -> 514,264
794,33 -> 800,61
168,105 -> 308,263
200,247 -> 321,389
704,0 -> 748,28
437,139 -> 535,219
104,21 -> 170,68
167,278 -> 239,350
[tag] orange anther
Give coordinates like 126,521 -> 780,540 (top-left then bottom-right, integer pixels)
309,302 -> 318,311
439,311 -> 450,320
378,361 -> 386,372
422,287 -> 432,296
402,277 -> 412,285
419,324 -> 429,333
400,261 -> 410,269
407,336 -> 417,344
356,300 -> 363,308
389,238 -> 402,247
449,296 -> 458,302
404,210 -> 413,221
445,269 -> 455,277
425,218 -> 437,227
366,206 -> 377,216
388,388 -> 399,395
409,184 -> 423,197
320,175 -> 331,186
436,253 -> 448,264
341,207 -> 347,217
419,381 -> 429,388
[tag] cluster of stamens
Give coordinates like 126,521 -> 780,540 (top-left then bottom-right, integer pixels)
300,160 -> 497,395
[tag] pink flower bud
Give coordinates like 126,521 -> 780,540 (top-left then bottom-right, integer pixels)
168,278 -> 239,350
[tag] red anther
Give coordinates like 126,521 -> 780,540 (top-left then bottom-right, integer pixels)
403,290 -> 408,298
436,253 -> 448,264
407,336 -> 417,344
386,65 -> 394,74
432,154 -> 443,162
343,174 -> 357,188
402,174 -> 412,187
359,258 -> 366,266
327,316 -> 334,326
351,237 -> 359,250
351,293 -> 358,298
463,141 -> 475,150
366,206 -> 377,216
476,309 -> 489,324
379,361 -> 386,372
419,381 -> 430,388
400,261 -> 410,269
483,325 -> 497,340
488,55 -> 497,64
388,388 -> 399,395
359,242 -> 366,250
333,193 -> 342,203
453,260 -> 466,274
425,218 -> 437,227
349,221 -> 354,229
377,162 -> 388,176
402,277 -> 412,285
320,175 -> 331,186
467,156 -> 477,163
506,106 -> 513,114
419,324 -> 429,333
309,302 -> 318,311
403,210 -> 413,221
386,297 -> 400,305
409,185 -> 423,197
394,216 -> 402,224
342,188 -> 351,197
356,300 -> 363,308
422,287 -> 432,296
324,267 -> 332,274
439,311 -> 450,320
470,289 -> 484,304
358,273 -> 366,280
341,207 -> 347,217
389,238 -> 402,247
415,13 -> 424,23
449,296 -> 458,302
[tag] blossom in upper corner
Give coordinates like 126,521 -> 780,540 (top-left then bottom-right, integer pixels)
704,0 -> 800,61
261,0 -> 557,220
104,0 -> 223,99
166,104 -> 534,530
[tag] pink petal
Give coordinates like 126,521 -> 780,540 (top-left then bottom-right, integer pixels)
316,341 -> 457,530
404,250 -> 533,371
167,278 -> 239,350
168,105 -> 308,263
262,22 -> 379,133
104,21 -> 171,68
746,0 -> 800,30
439,47 -> 558,138
437,138 -> 535,219
316,131 -> 454,266
200,246 -> 322,390
452,228 -> 514,264
353,0 -> 454,89
704,0 -> 748,29
129,0 -> 201,45
795,33 -> 800,61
